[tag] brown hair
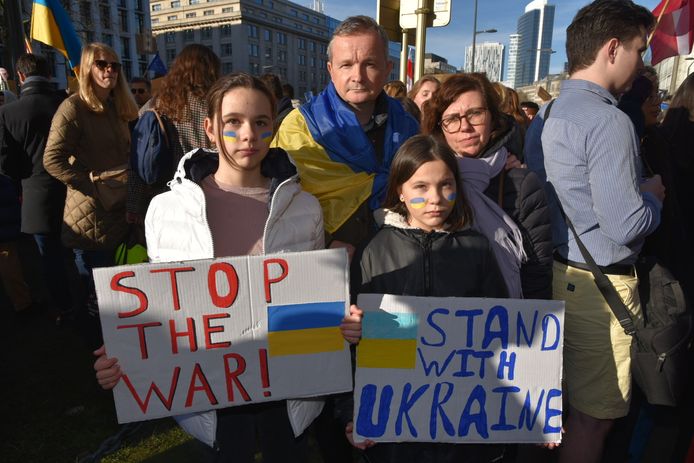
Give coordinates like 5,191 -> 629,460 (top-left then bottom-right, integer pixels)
383,80 -> 407,98
206,73 -> 276,168
78,42 -> 138,120
383,134 -> 472,231
421,73 -> 508,151
155,44 -> 221,121
493,82 -> 528,128
407,75 -> 440,100
566,0 -> 654,74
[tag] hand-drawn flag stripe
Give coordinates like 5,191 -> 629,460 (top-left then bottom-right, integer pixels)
267,301 -> 345,332
362,311 -> 418,340
267,326 -> 344,356
357,338 -> 417,369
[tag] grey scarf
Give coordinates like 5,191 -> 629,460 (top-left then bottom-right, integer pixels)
458,147 -> 526,298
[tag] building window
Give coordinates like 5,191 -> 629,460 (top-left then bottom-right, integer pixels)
186,12 -> 196,17
136,13 -> 145,32
276,32 -> 286,45
100,5 -> 111,29
265,47 -> 272,59
221,24 -> 232,37
310,56 -> 316,67
298,54 -> 306,65
249,44 -> 259,57
201,26 -> 212,40
309,41 -> 315,52
320,44 -> 327,54
312,16 -> 319,24
167,15 -> 177,20
302,13 -> 308,20
183,29 -> 194,42
171,0 -> 180,7
278,50 -> 286,62
254,0 -> 263,4
152,3 -> 161,11
299,71 -> 306,82
250,63 -> 260,75
119,10 -> 129,32
166,48 -> 177,63
297,38 -> 306,49
190,0 -> 199,4
121,37 -> 131,56
152,17 -> 159,23
221,43 -> 232,57
165,32 -> 176,43
290,8 -> 297,16
263,29 -> 271,41
222,62 -> 234,74
203,9 -> 214,15
248,24 -> 258,38
222,7 -> 233,13
102,33 -> 113,47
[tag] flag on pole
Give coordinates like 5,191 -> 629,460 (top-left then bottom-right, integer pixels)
147,53 -> 168,77
406,46 -> 415,91
650,0 -> 694,65
24,35 -> 34,54
30,0 -> 82,74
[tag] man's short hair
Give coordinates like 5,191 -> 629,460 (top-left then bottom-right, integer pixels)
520,101 -> 540,111
15,54 -> 51,78
260,73 -> 283,99
566,0 -> 654,74
327,15 -> 389,62
129,76 -> 151,90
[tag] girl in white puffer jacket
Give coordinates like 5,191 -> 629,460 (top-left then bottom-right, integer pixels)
93,73 -> 361,463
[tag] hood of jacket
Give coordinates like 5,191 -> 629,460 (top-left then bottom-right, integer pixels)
478,113 -> 518,159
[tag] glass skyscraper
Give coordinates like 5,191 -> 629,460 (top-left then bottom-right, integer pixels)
509,0 -> 555,88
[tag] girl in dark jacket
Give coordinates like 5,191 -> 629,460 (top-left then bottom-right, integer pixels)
343,134 -> 508,463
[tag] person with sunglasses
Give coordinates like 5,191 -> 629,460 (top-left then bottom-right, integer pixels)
421,73 -> 553,303
129,76 -> 151,108
44,42 -> 138,349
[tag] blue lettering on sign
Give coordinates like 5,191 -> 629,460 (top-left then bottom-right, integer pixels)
482,305 -> 509,349
421,308 -> 449,347
543,388 -> 562,434
454,309 -> 483,347
430,382 -> 455,439
491,386 -> 520,431
516,310 -> 539,347
541,314 -> 561,351
518,389 -> 545,431
395,383 -> 430,437
458,384 -> 489,438
417,348 -> 456,377
451,350 -> 494,378
497,351 -> 517,380
356,384 -> 393,438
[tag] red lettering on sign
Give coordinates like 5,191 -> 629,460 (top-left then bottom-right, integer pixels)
111,271 -> 149,318
203,313 -> 231,349
207,262 -> 239,308
169,317 -> 198,354
150,266 -> 195,311
223,352 -> 251,402
121,367 -> 181,413
263,258 -> 288,303
117,322 -> 162,359
185,363 -> 218,407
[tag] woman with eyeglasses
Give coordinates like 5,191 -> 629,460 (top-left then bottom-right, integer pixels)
421,73 -> 553,301
44,42 -> 138,348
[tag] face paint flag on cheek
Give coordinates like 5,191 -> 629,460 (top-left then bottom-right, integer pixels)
260,131 -> 273,143
223,131 -> 238,142
447,192 -> 457,205
409,197 -> 426,209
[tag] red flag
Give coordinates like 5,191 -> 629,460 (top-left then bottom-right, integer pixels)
406,46 -> 415,91
650,0 -> 694,65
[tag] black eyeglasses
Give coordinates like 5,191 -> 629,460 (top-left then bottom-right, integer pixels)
131,88 -> 147,95
94,60 -> 121,72
440,108 -> 488,133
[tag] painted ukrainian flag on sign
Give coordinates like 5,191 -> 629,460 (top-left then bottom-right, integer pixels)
30,0 -> 82,73
267,301 -> 345,357
357,311 -> 418,369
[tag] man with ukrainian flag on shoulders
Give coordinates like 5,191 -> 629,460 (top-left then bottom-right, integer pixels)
273,16 -> 419,256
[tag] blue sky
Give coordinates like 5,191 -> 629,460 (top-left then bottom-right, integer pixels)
320,0 -> 663,76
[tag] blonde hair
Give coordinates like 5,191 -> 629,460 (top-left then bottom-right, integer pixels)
78,42 -> 138,121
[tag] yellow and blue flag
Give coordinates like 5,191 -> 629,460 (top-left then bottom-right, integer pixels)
30,0 -> 82,73
357,311 -> 418,369
267,301 -> 345,357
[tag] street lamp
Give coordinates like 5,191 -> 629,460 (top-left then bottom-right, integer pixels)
470,0 -> 497,72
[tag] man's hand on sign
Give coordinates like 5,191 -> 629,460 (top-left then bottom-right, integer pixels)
93,344 -> 122,389
329,240 -> 355,264
340,304 -> 363,344
344,422 -> 375,450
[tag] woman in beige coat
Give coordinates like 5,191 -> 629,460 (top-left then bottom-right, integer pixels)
44,42 -> 138,347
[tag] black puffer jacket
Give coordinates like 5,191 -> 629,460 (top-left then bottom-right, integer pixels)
480,119 -> 553,299
353,211 -> 508,299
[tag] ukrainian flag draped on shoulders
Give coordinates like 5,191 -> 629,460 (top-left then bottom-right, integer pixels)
273,82 -> 419,234
31,0 -> 82,74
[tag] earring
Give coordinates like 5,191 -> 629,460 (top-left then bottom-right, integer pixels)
399,194 -> 405,202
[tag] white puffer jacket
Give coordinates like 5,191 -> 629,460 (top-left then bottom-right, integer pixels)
145,147 -> 326,448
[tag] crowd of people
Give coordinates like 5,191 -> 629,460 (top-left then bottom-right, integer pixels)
1,0 -> 693,462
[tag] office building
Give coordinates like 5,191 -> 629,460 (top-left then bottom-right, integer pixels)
464,42 -> 504,82
509,0 -> 555,88
150,0 -> 336,96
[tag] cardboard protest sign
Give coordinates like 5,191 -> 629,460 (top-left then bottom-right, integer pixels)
354,294 -> 564,444
94,249 -> 352,424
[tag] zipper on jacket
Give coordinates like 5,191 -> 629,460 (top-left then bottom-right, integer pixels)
261,176 -> 295,255
422,233 -> 433,295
